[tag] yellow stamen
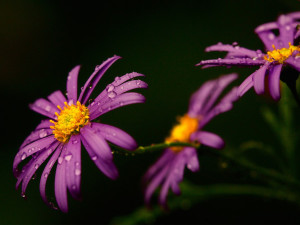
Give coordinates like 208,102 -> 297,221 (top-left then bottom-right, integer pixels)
264,42 -> 300,64
165,114 -> 199,153
50,101 -> 90,143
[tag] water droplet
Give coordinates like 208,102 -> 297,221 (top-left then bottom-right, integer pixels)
92,156 -> 98,161
81,87 -> 84,91
39,130 -> 48,138
75,162 -> 80,166
21,153 -> 27,160
108,91 -> 117,99
45,105 -> 51,112
120,85 -> 124,90
58,157 -> 63,165
112,132 -> 116,136
34,164 -> 39,169
232,41 -> 238,46
64,154 -> 73,161
75,169 -> 81,176
72,139 -> 78,144
106,84 -> 115,92
268,33 -> 275,40
114,76 -> 120,81
72,185 -> 76,190
67,75 -> 71,80
21,193 -> 26,198
217,42 -> 223,45
95,65 -> 100,70
136,80 -> 141,86
44,173 -> 49,178
234,46 -> 240,49
119,101 -> 124,106
89,85 -> 93,89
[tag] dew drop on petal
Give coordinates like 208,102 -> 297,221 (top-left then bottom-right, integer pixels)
58,157 -> 63,165
106,84 -> 115,92
72,139 -> 78,144
21,153 -> 27,160
64,154 -> 73,161
75,169 -> 81,176
45,105 -> 51,112
39,130 -> 48,138
120,85 -> 124,90
108,91 -> 117,99
72,185 -> 76,190
44,173 -> 49,178
34,164 -> 39,169
268,33 -> 275,40
112,132 -> 116,136
92,156 -> 98,161
75,162 -> 80,167
114,76 -> 120,81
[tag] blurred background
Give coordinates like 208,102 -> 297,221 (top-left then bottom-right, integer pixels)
1,0 -> 300,224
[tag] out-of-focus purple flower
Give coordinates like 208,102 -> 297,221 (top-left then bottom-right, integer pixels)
143,74 -> 238,207
197,12 -> 300,101
13,55 -> 148,212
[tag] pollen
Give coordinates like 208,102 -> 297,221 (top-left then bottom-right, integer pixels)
264,42 -> 300,64
165,114 -> 199,152
50,101 -> 90,143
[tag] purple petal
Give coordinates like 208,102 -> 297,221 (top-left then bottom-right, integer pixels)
40,144 -> 63,206
205,43 -> 258,58
92,72 -> 145,105
184,147 -> 199,172
295,29 -> 300,39
277,15 -> 294,46
90,122 -> 137,150
256,31 -> 277,51
286,12 -> 300,19
253,64 -> 269,95
171,182 -> 181,195
89,92 -> 146,120
195,74 -> 237,116
20,128 -> 53,149
29,98 -> 59,119
191,131 -> 224,149
286,53 -> 300,72
14,136 -> 56,176
78,55 -> 121,105
48,90 -> 67,108
80,125 -> 112,161
144,150 -> 175,181
268,64 -> 283,101
55,150 -> 68,213
237,74 -> 254,97
35,120 -> 54,130
67,65 -> 80,102
196,57 -> 265,67
80,133 -> 119,180
64,135 -> 81,200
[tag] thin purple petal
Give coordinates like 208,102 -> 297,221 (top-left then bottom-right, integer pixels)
191,131 -> 225,149
205,43 -> 258,58
196,57 -> 265,67
253,64 -> 269,95
48,90 -> 67,108
78,55 -> 121,105
268,64 -> 283,101
55,150 -> 68,213
29,98 -> 59,119
67,65 -> 80,102
90,122 -> 137,150
237,74 -> 254,97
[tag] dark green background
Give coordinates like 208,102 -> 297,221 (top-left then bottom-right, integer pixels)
1,0 -> 300,224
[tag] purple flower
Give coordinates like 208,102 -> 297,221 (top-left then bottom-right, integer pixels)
196,12 -> 300,101
13,55 -> 148,212
143,74 -> 238,207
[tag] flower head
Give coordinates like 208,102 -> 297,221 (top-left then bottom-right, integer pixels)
13,55 -> 148,212
196,12 -> 300,101
143,74 -> 238,207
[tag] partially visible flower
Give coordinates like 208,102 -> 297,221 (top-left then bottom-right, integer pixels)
13,55 -> 148,212
196,12 -> 300,101
143,74 -> 238,207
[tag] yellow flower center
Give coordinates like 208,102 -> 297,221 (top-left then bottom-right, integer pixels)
165,114 -> 199,153
264,43 -> 300,64
50,101 -> 90,143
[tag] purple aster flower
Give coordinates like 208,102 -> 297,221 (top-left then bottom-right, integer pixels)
143,74 -> 238,207
13,55 -> 148,212
196,12 -> 300,101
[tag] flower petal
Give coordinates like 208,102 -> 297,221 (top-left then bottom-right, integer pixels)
55,150 -> 68,213
39,144 -> 62,207
90,122 -> 137,150
20,128 -> 53,149
35,120 -> 54,130
64,135 -> 81,200
48,90 -> 67,108
268,64 -> 283,101
253,64 -> 269,95
205,43 -> 258,58
286,54 -> 300,72
67,65 -> 80,102
191,131 -> 224,149
14,136 -> 56,176
196,57 -> 265,67
237,74 -> 254,97
78,55 -> 121,104
89,92 -> 146,120
29,98 -> 59,119
80,125 -> 113,161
